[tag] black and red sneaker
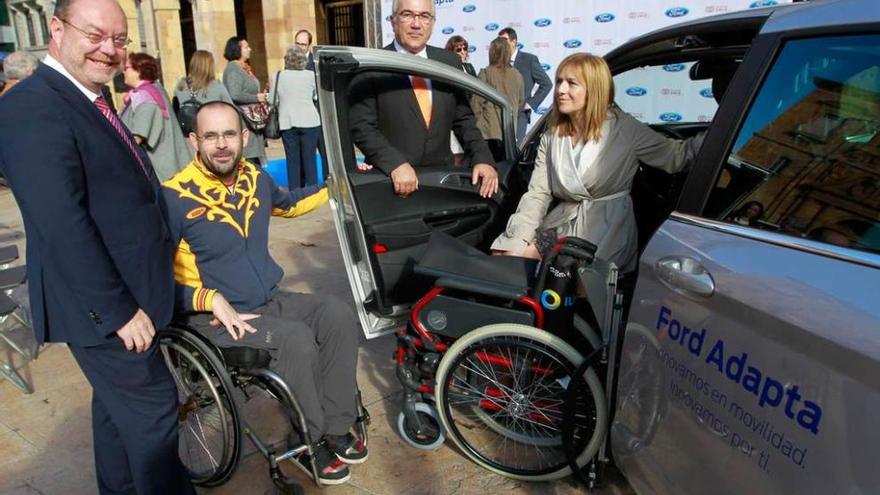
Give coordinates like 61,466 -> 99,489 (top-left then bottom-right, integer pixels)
325,433 -> 369,464
293,441 -> 350,485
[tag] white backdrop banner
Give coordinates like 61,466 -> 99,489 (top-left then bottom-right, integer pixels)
379,0 -> 790,126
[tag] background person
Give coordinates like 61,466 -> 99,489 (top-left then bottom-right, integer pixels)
492,53 -> 701,273
270,47 -> 322,190
349,0 -> 497,198
498,27 -> 552,142
163,101 -> 366,485
120,52 -> 192,180
445,35 -> 475,76
175,49 -> 233,110
473,37 -> 523,160
0,0 -> 194,492
726,200 -> 765,227
0,50 -> 39,97
223,35 -> 267,166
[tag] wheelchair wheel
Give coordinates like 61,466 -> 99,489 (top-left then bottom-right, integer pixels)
159,328 -> 242,487
397,402 -> 445,450
434,324 -> 607,481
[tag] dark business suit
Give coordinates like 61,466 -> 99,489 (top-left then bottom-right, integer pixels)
0,64 -> 192,494
462,62 -> 477,77
349,44 -> 494,176
513,50 -> 552,142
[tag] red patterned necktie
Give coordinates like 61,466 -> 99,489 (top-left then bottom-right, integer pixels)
93,96 -> 149,179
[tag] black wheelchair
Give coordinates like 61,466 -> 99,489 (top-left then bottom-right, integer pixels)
157,323 -> 370,494
394,232 -> 624,484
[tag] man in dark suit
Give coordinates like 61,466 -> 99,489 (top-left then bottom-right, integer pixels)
0,0 -> 194,493
498,27 -> 553,142
349,0 -> 497,198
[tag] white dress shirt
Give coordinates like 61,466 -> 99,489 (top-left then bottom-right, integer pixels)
393,39 -> 432,103
42,54 -> 102,102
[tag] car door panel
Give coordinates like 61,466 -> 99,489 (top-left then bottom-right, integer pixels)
614,215 -> 880,494
317,47 -> 518,338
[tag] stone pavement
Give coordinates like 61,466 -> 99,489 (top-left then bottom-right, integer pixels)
0,141 -> 634,495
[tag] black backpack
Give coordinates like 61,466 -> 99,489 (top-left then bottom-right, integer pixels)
177,88 -> 201,136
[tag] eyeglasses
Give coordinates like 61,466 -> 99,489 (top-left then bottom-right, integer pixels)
454,46 -> 469,53
61,19 -> 131,48
295,42 -> 310,48
197,130 -> 240,145
396,10 -> 435,23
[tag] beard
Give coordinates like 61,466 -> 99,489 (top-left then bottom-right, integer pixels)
199,148 -> 242,179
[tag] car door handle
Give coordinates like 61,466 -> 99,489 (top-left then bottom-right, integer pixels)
654,256 -> 715,297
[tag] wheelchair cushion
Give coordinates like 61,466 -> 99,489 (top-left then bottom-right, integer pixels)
219,346 -> 272,370
415,232 -> 537,294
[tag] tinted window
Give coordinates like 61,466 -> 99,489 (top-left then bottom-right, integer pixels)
705,34 -> 880,255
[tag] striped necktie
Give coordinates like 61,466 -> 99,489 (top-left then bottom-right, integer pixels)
93,96 -> 149,179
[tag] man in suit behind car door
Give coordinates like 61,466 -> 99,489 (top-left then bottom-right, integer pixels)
0,0 -> 194,492
349,0 -> 498,198
499,27 -> 553,143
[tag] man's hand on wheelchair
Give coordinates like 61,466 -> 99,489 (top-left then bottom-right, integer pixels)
209,292 -> 259,341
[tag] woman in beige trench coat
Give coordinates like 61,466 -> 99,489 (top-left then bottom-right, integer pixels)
492,53 -> 703,272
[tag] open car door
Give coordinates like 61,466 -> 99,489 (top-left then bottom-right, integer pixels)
315,47 -> 519,339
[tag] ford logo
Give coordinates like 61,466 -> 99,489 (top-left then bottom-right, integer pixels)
468,45 -> 476,53
516,42 -> 524,50
541,63 -> 551,71
594,13 -> 615,23
625,86 -> 647,96
534,18 -> 552,28
662,63 -> 686,72
749,0 -> 778,7
659,112 -> 683,122
665,7 -> 689,17
699,88 -> 714,98
462,4 -> 476,13
535,106 -> 551,115
441,27 -> 454,35
485,22 -> 499,31
563,39 -> 582,49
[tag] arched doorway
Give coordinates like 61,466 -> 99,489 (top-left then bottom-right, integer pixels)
234,0 -> 268,84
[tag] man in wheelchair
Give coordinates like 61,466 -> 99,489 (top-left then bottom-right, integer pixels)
161,101 -> 367,485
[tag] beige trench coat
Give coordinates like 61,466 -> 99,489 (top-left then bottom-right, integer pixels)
491,110 -> 702,272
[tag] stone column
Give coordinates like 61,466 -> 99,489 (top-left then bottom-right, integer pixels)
117,0 -> 142,52
191,0 -> 236,77
260,0 -> 318,79
150,0 -> 186,93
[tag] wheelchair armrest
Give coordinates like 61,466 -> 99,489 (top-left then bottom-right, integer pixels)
219,346 -> 272,370
0,245 -> 19,266
0,265 -> 26,291
434,277 -> 527,300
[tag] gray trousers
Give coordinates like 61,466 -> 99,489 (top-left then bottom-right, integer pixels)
185,291 -> 359,439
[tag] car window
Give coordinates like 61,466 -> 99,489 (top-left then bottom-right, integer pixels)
613,63 -> 719,124
704,34 -> 880,255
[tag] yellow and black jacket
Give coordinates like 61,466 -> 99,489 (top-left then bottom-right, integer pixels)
161,158 -> 328,312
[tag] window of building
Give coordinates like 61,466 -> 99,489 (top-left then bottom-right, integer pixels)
704,34 -> 880,255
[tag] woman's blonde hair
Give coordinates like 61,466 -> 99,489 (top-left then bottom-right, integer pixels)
547,53 -> 614,143
187,50 -> 216,93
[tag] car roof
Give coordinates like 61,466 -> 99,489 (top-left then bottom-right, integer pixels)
762,0 -> 880,33
604,0 -> 878,73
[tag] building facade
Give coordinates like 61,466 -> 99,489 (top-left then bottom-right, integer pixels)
4,0 -> 379,96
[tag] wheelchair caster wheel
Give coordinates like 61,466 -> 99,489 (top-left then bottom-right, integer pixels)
398,402 -> 445,450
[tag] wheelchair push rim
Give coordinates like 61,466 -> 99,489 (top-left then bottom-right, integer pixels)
159,329 -> 242,487
434,324 -> 608,481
